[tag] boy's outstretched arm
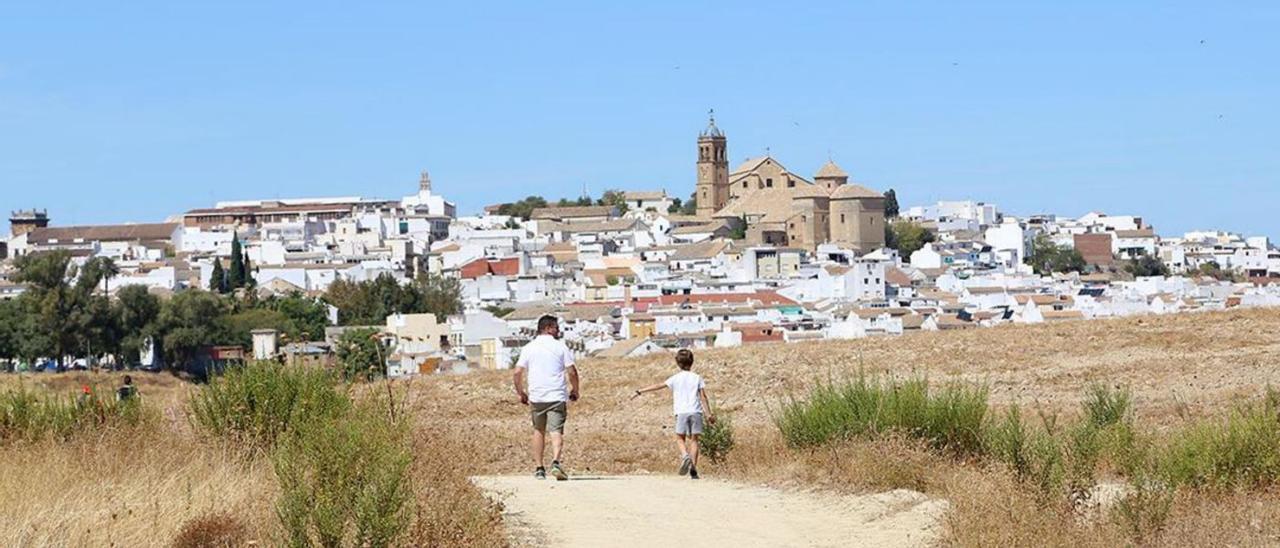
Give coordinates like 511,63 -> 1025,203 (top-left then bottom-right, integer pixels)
699,388 -> 716,424
630,382 -> 667,399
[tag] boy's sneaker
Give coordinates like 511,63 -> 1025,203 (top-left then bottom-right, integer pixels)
550,461 -> 569,481
678,455 -> 692,476
689,468 -> 700,480
534,467 -> 547,480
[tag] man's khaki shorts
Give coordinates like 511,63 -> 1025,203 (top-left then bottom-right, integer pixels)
531,401 -> 567,433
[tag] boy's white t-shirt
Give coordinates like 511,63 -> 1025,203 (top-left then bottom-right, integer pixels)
516,334 -> 576,403
664,370 -> 705,415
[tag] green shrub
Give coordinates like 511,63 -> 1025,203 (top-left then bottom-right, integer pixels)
1112,479 -> 1174,544
1,385 -> 146,442
189,361 -> 350,451
700,402 -> 735,464
775,374 -> 988,455
275,403 -> 413,548
984,405 -> 1065,499
1157,395 -> 1280,489
1083,383 -> 1132,428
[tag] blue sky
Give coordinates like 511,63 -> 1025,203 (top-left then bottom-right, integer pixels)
2,1 -> 1277,237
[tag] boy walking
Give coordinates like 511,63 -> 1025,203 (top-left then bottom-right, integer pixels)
631,349 -> 715,479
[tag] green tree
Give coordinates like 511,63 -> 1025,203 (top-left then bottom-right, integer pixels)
229,233 -> 245,289
1196,261 -> 1238,282
324,274 -> 429,326
209,260 -> 227,293
1027,235 -> 1088,275
242,248 -> 255,288
261,292 -> 331,342
599,189 -> 629,213
1124,252 -> 1170,278
728,215 -> 747,240
11,251 -> 114,363
115,285 -> 161,364
157,289 -> 230,368
417,272 -> 462,322
884,219 -> 935,257
496,196 -> 549,220
0,298 -> 20,362
680,192 -> 698,215
335,327 -> 383,380
883,189 -> 900,218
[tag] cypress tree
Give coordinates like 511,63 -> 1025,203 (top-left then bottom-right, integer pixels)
242,248 -> 255,288
209,260 -> 226,293
229,233 -> 245,289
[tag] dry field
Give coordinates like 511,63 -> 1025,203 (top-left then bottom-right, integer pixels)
3,307 -> 1280,546
414,307 -> 1280,546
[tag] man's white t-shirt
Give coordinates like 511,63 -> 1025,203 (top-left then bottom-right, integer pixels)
664,370 -> 705,415
516,334 -> 576,403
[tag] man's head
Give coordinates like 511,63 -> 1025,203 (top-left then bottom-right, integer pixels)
123,375 -> 133,386
537,315 -> 560,338
675,349 -> 694,371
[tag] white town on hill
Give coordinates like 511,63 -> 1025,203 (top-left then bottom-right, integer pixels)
4,114 -> 1279,375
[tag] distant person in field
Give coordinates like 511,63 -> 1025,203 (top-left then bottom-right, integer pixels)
631,349 -> 716,480
513,315 -> 580,481
117,375 -> 138,402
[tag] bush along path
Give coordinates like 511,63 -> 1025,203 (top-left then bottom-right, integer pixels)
774,372 -> 1280,543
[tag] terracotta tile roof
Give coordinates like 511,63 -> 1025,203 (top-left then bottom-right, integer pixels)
27,223 -> 179,244
459,257 -> 520,279
531,205 -> 615,221
1073,233 -> 1115,266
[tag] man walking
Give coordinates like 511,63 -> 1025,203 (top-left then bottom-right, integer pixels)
514,315 -> 580,480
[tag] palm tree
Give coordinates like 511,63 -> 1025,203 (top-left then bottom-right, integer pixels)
100,257 -> 120,295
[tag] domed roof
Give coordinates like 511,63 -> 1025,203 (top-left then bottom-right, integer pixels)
699,109 -> 725,139
815,159 -> 848,179
831,184 -> 882,200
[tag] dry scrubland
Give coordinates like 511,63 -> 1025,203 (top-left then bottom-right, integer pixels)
2,308 -> 1280,546
418,308 -> 1280,547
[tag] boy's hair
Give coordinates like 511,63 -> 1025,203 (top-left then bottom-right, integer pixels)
675,349 -> 694,370
536,315 -> 559,334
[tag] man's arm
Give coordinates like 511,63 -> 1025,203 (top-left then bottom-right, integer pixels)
513,367 -> 528,405
699,388 -> 716,424
567,366 -> 580,401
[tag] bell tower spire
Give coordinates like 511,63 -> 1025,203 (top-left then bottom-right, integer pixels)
695,110 -> 729,217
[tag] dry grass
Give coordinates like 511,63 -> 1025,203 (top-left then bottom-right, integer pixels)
5,307 -> 1280,546
407,307 -> 1280,546
0,374 -> 508,547
0,426 -> 278,546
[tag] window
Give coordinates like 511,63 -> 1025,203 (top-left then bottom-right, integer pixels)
743,181 -> 748,188
766,178 -> 774,187
788,180 -> 795,188
840,214 -> 846,223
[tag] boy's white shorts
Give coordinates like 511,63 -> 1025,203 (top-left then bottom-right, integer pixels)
675,412 -> 704,435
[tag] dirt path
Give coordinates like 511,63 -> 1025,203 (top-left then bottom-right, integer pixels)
473,475 -> 948,548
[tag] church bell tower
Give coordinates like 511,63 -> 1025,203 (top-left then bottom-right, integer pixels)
695,110 -> 729,217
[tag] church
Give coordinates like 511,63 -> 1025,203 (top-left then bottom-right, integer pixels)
693,113 -> 886,253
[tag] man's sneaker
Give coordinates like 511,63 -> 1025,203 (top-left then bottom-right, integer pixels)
534,467 -> 547,480
550,461 -> 569,481
678,455 -> 692,476
690,468 -> 700,480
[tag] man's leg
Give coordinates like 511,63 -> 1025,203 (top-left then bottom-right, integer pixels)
550,432 -> 564,463
531,428 -> 546,468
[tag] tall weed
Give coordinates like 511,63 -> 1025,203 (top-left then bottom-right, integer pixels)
189,362 -> 349,451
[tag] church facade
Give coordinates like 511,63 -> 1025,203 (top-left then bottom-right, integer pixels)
692,114 -> 886,253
